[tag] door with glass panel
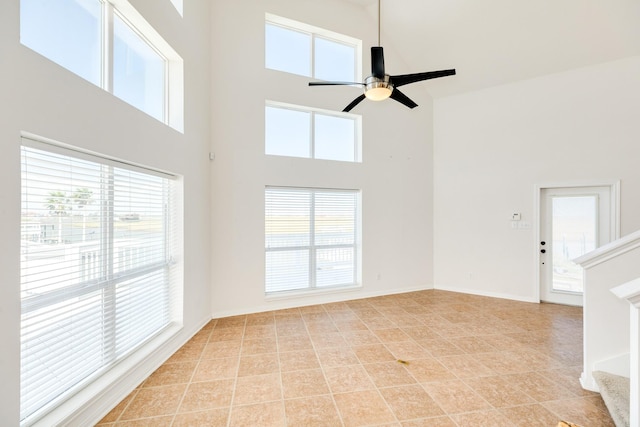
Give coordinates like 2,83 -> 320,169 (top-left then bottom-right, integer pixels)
539,186 -> 612,306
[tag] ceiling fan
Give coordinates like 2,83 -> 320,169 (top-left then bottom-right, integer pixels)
309,0 -> 456,112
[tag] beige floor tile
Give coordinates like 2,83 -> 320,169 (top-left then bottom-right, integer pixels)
436,354 -> 496,378
385,341 -> 432,360
316,346 -> 360,367
309,332 -> 348,348
143,361 -> 197,387
400,417 -> 457,427
403,358 -> 456,383
210,326 -> 244,342
244,324 -> 276,340
340,330 -> 380,346
401,326 -> 440,341
281,369 -> 329,399
178,379 -> 234,412
113,416 -> 173,426
119,384 -> 186,420
166,340 -> 206,363
172,408 -> 229,427
505,372 -> 578,402
201,340 -> 241,359
192,357 -> 238,382
363,361 -> 417,388
275,320 -> 308,336
379,384 -> 445,421
333,390 -> 396,427
373,328 -> 412,343
450,409 -> 514,427
284,395 -> 342,426
214,316 -> 246,329
448,336 -> 498,354
241,337 -> 278,355
422,379 -> 492,414
464,375 -> 536,408
279,349 -> 320,372
277,334 -> 313,352
499,403 -> 563,426
352,344 -> 396,364
418,337 -> 468,357
324,365 -> 375,393
334,318 -> 368,332
229,401 -> 286,427
238,353 -> 279,376
542,395 -> 616,427
233,373 -> 282,405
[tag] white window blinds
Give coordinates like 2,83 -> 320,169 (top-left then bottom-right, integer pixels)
265,187 -> 360,294
20,138 -> 180,423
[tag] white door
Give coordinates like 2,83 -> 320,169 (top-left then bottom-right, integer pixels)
539,186 -> 612,306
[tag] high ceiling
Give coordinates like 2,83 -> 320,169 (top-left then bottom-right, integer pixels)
348,0 -> 640,97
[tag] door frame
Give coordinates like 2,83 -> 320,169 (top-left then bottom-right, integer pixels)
534,181 -> 620,304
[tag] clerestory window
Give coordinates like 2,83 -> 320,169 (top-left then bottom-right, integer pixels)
265,13 -> 361,82
20,0 -> 184,131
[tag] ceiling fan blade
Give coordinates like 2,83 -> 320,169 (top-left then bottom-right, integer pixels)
309,81 -> 364,86
390,89 -> 418,109
343,94 -> 367,112
371,46 -> 385,78
390,69 -> 456,87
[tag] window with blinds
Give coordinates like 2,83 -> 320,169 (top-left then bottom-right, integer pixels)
20,137 -> 180,423
265,187 -> 360,294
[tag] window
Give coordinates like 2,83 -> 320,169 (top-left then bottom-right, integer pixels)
20,136 -> 181,424
265,187 -> 360,294
113,12 -> 166,122
20,0 -> 183,131
265,102 -> 361,162
265,14 -> 361,81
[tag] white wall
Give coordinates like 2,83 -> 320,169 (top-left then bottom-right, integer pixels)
210,0 -> 436,317
433,56 -> 640,301
0,0 -> 212,424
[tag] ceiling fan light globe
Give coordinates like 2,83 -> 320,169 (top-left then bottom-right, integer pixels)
365,86 -> 392,101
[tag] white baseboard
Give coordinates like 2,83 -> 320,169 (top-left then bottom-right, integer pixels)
211,284 -> 435,319
434,283 -> 539,304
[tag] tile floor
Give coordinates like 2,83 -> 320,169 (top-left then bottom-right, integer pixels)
97,290 -> 615,426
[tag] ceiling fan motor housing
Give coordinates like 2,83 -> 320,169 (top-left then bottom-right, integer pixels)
364,75 -> 393,101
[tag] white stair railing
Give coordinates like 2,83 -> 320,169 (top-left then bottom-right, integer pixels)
611,278 -> 640,427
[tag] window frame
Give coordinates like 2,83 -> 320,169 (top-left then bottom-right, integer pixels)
265,186 -> 362,296
265,13 -> 362,81
265,101 -> 362,163
19,134 -> 182,426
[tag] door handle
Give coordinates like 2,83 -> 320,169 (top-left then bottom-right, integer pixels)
540,241 -> 546,245
540,249 -> 546,253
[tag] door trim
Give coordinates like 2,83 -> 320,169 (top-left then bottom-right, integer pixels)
534,180 -> 620,303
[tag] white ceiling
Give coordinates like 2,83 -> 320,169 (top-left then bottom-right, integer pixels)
348,0 -> 640,97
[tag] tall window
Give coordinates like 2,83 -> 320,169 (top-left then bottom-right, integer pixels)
20,0 -> 183,131
265,187 -> 360,294
20,137 -> 180,423
265,103 -> 361,162
265,14 -> 361,82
